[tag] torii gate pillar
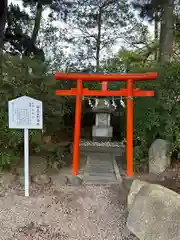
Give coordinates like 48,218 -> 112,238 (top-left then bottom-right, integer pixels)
55,72 -> 157,177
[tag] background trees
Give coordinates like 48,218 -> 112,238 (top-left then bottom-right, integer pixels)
0,0 -> 179,169
132,0 -> 175,63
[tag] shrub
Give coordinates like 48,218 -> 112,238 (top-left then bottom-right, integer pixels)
0,54 -> 69,168
132,63 -> 180,163
104,58 -> 180,167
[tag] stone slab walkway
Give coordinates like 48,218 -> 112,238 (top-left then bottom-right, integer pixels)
83,153 -> 122,184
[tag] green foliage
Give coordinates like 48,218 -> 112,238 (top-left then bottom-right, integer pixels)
0,109 -> 22,168
103,50 -> 180,166
47,146 -> 69,166
132,63 -> 180,163
0,53 -> 69,168
0,0 -> 178,172
29,130 -> 42,153
5,3 -> 44,59
65,0 -> 145,70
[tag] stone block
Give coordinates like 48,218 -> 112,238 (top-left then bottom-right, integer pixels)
95,113 -> 110,127
92,126 -> 113,139
149,139 -> 171,174
127,179 -> 180,240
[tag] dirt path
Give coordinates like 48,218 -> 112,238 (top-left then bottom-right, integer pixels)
0,182 -> 137,240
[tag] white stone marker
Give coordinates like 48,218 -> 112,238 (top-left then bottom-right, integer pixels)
8,96 -> 43,197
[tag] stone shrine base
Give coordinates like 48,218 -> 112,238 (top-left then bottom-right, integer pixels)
80,140 -> 124,155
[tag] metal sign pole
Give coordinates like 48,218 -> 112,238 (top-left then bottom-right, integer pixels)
24,128 -> 29,197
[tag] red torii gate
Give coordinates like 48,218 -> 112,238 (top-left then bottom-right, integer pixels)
54,72 -> 158,177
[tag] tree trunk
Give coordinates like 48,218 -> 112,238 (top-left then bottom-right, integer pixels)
96,8 -> 102,72
154,13 -> 159,61
159,0 -> 174,63
31,2 -> 43,45
0,0 -> 7,49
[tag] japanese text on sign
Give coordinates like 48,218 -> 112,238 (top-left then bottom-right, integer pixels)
8,96 -> 43,129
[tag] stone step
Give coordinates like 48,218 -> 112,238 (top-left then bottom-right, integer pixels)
84,180 -> 119,185
83,152 -> 122,184
84,171 -> 116,177
86,160 -> 113,165
83,176 -> 118,184
84,173 -> 117,179
85,166 -> 115,173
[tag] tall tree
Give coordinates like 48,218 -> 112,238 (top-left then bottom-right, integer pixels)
159,0 -> 174,63
23,0 -> 52,45
132,0 -> 175,63
0,0 -> 8,49
66,0 -> 136,72
23,0 -> 74,45
3,0 -> 73,58
4,4 -> 44,58
31,1 -> 43,45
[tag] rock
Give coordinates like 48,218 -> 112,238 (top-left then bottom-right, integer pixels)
149,139 -> 171,174
51,174 -> 69,187
51,175 -> 83,187
32,174 -> 51,185
127,180 -> 180,240
127,179 -> 149,211
67,176 -> 83,186
0,172 -> 17,187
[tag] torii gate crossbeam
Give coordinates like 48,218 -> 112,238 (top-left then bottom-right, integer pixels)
54,72 -> 157,177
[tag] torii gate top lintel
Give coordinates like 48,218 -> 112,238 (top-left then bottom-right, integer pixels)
55,71 -> 158,177
54,72 -> 158,81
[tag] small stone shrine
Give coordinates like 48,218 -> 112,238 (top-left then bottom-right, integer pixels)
92,98 -> 113,141
79,97 -> 124,184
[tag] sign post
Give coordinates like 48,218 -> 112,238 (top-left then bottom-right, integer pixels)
24,128 -> 29,196
8,96 -> 43,197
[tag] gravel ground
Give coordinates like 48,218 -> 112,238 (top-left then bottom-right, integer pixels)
0,182 -> 137,240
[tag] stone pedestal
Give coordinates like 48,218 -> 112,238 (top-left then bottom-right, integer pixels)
92,126 -> 113,141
